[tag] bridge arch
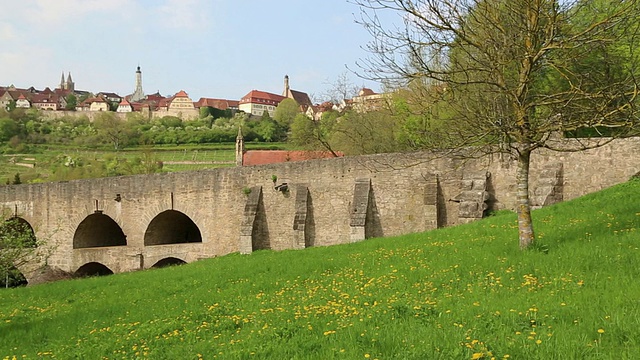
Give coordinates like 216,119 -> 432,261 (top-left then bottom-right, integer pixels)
0,266 -> 28,288
1,216 -> 37,248
144,210 -> 202,246
73,212 -> 127,249
151,257 -> 187,268
75,262 -> 114,277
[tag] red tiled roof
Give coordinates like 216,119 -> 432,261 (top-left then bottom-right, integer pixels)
317,101 -> 334,112
174,90 -> 189,98
119,98 -> 131,105
31,93 -> 60,104
239,90 -> 285,105
79,97 -> 107,106
146,93 -> 165,102
130,103 -> 150,111
242,150 -> 343,166
54,88 -> 72,97
131,102 -> 150,111
358,88 -> 376,96
195,97 -> 239,110
157,96 -> 174,108
289,89 -> 312,107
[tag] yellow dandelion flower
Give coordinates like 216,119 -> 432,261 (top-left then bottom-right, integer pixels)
364,354 -> 371,358
471,353 -> 484,359
535,339 -> 542,345
597,328 -> 605,334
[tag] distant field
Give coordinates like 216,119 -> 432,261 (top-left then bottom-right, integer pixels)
1,179 -> 639,359
0,142 -> 289,183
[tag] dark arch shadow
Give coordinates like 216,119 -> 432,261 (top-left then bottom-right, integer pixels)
0,266 -> 28,288
1,217 -> 36,248
151,257 -> 187,268
73,212 -> 127,249
144,210 -> 202,246
75,262 -> 114,277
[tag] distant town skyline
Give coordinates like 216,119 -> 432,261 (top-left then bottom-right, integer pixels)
0,0 -> 387,102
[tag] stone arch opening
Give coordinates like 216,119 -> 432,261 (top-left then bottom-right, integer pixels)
75,262 -> 114,277
144,210 -> 202,246
1,217 -> 36,248
152,257 -> 187,268
73,212 -> 127,249
0,266 -> 28,288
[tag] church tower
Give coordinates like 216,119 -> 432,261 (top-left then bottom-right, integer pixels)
283,74 -> 290,97
59,72 -> 65,90
131,65 -> 145,102
66,72 -> 75,92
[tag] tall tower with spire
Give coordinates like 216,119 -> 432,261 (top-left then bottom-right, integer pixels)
66,72 -> 74,92
131,65 -> 145,102
283,75 -> 290,97
59,71 -> 75,91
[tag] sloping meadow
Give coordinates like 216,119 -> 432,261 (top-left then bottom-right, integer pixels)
1,180 -> 639,359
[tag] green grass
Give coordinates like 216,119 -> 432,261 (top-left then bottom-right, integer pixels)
1,180 -> 639,359
0,142 -> 290,183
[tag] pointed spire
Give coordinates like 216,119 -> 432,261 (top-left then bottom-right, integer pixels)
60,72 -> 65,89
67,72 -> 73,83
283,74 -> 290,96
131,64 -> 145,102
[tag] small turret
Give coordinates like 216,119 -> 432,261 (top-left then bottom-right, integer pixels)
235,127 -> 245,166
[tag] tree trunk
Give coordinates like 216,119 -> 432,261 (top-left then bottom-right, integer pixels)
516,149 -> 535,249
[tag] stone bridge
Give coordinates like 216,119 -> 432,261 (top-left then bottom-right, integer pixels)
1,138 -> 638,284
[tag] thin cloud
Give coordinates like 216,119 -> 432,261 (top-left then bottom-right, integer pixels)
155,0 -> 213,31
0,24 -> 16,41
27,0 -> 132,26
0,45 -> 55,88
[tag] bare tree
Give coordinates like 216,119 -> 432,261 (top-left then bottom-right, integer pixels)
351,0 -> 639,248
321,71 -> 361,104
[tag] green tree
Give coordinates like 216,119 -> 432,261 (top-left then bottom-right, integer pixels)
333,109 -> 408,155
353,0 -> 640,249
290,111 -> 341,156
0,118 -> 19,142
0,217 -> 40,288
64,94 -> 77,111
255,111 -> 279,142
274,98 -> 301,128
93,112 -> 133,150
6,100 -> 16,112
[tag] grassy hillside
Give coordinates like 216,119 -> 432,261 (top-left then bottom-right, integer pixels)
1,180 -> 639,359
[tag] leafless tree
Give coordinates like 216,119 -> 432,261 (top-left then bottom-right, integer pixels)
351,0 -> 640,248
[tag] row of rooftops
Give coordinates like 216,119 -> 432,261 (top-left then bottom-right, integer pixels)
1,73 -> 382,115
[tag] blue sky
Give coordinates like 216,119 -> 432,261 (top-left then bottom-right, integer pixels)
0,0 -> 385,102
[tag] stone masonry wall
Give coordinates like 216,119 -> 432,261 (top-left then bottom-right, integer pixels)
0,137 -> 638,281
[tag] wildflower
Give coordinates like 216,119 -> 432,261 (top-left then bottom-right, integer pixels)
535,339 -> 542,345
597,328 -> 605,334
364,354 -> 371,358
471,353 -> 484,359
